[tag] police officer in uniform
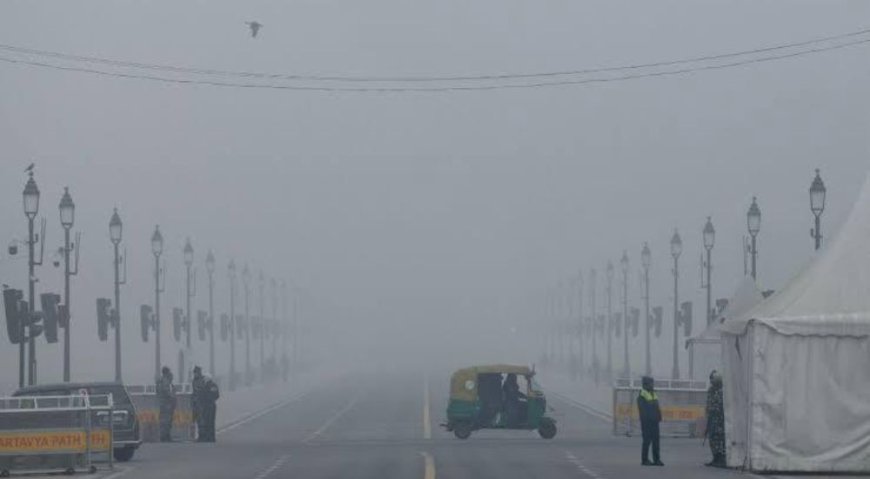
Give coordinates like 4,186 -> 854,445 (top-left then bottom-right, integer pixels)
637,375 -> 663,466
157,366 -> 177,442
706,370 -> 726,467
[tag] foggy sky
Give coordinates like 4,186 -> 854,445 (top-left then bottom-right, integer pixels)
2,0 -> 870,390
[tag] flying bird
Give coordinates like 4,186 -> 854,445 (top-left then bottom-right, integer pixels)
245,21 -> 262,38
25,163 -> 34,173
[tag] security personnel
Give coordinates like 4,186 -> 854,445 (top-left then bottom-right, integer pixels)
637,376 -> 663,466
705,370 -> 726,467
192,366 -> 220,442
156,366 -> 177,442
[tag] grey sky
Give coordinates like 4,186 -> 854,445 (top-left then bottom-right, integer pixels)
1,0 -> 870,387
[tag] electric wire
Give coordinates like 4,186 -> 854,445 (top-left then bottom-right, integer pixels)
0,26 -> 869,82
0,34 -> 868,92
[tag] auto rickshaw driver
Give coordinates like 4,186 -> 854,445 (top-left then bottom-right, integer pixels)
503,373 -> 527,427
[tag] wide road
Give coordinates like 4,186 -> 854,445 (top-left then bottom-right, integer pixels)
103,371 -> 752,479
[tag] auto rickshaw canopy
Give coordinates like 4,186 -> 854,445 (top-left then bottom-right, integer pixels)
449,364 -> 534,402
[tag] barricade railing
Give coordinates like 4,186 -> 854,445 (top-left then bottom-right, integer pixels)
612,379 -> 707,438
127,384 -> 194,442
0,394 -> 114,475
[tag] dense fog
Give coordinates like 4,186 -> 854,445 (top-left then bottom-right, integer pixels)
2,0 -> 870,393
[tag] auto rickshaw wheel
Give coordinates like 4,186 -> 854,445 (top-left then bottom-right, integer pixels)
453,422 -> 472,440
538,419 -> 557,439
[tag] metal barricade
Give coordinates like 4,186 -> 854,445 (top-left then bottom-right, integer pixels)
128,384 -> 194,442
0,394 -> 114,475
612,378 -> 707,437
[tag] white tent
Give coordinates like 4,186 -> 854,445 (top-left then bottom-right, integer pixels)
687,277 -> 763,379
720,175 -> 870,472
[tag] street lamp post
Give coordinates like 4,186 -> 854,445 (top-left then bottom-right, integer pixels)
670,230 -> 683,380
243,264 -> 252,386
270,278 -> 278,362
59,187 -> 77,382
747,197 -> 761,281
206,251 -> 215,378
641,242 -> 651,377
22,171 -> 41,387
109,209 -> 124,382
620,251 -> 630,378
151,226 -> 164,381
590,268 -> 598,382
228,260 -> 237,391
606,261 -> 614,380
258,271 -> 265,382
575,274 -> 584,376
183,238 -> 195,362
810,169 -> 827,251
703,217 -> 715,325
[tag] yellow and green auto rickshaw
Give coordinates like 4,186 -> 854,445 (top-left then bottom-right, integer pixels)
443,364 -> 556,440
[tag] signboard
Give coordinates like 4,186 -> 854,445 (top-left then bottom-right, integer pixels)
0,429 -> 111,454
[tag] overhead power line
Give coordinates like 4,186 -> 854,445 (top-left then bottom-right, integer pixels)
1,27 -> 869,83
1,30 -> 869,92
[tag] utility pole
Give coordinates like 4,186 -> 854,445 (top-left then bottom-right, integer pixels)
641,243 -> 651,377
58,188 -> 78,382
747,197 -> 761,281
22,171 -> 42,386
151,226 -> 164,381
606,261 -> 614,380
243,265 -> 252,386
228,260 -> 237,390
620,251 -> 630,378
671,230 -> 682,380
109,209 -> 124,382
258,271 -> 265,382
206,251 -> 216,377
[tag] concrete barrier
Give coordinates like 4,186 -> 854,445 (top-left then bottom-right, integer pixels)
128,384 -> 194,442
612,378 -> 707,437
0,394 -> 114,475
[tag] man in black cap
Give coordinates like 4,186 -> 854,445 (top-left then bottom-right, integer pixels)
637,376 -> 663,466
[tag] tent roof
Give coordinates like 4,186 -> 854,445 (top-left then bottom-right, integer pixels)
722,172 -> 870,337
690,277 -> 764,343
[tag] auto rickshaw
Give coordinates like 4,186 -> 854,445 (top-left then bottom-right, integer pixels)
443,364 -> 557,440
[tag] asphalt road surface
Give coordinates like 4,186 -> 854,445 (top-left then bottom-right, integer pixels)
98,372 -> 754,479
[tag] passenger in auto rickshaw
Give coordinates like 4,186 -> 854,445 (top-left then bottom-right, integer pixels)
502,373 -> 527,427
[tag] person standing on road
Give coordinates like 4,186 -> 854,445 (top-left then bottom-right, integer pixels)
157,366 -> 177,442
637,375 -> 663,466
192,365 -> 221,442
705,370 -> 726,468
192,366 -> 205,441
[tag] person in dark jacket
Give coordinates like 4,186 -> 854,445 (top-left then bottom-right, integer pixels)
156,366 -> 176,442
705,370 -> 726,467
637,375 -> 663,466
192,365 -> 220,442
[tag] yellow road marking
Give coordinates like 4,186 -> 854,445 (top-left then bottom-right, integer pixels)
423,376 -> 432,440
420,451 -> 436,479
